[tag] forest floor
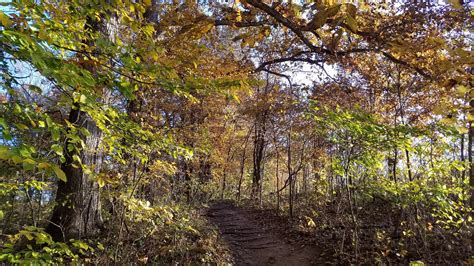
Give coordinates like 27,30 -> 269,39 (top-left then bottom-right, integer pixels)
206,201 -> 324,265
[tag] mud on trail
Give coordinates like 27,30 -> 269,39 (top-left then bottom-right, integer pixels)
206,201 -> 318,266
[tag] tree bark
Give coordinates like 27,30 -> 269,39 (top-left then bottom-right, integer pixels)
237,130 -> 251,201
47,105 -> 103,241
252,111 -> 266,200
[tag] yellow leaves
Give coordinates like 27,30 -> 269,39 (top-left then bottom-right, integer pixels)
80,94 -> 87,104
233,0 -> 242,22
409,261 -> 425,266
236,9 -> 242,23
439,117 -> 456,126
466,113 -> 474,122
256,26 -> 271,42
432,99 -> 452,116
149,160 -> 177,176
97,177 -> 105,188
0,146 -> 11,160
52,165 -> 67,182
37,162 -> 51,169
0,11 -> 12,27
179,20 -> 214,40
345,15 -> 358,33
142,24 -> 155,38
306,216 -> 316,228
304,4 -> 341,31
345,3 -> 357,18
447,0 -> 462,9
456,125 -> 468,134
234,27 -> 270,48
95,173 -> 120,188
143,0 -> 152,7
73,92 -> 87,104
456,85 -> 469,96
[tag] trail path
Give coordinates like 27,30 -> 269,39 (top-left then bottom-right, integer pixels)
206,201 -> 316,266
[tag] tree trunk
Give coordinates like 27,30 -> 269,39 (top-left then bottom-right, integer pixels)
461,133 -> 465,181
237,148 -> 246,202
287,130 -> 293,217
47,15 -> 105,241
276,151 -> 280,212
221,170 -> 226,200
469,108 -> 474,209
392,149 -> 398,182
237,131 -> 251,201
289,173 -> 294,217
252,113 -> 266,200
47,106 -> 103,241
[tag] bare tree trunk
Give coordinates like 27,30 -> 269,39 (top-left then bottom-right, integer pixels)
252,112 -> 266,201
461,133 -> 465,181
303,165 -> 308,194
276,150 -> 280,212
237,131 -> 251,202
287,130 -> 293,217
237,151 -> 246,202
221,172 -> 227,200
469,115 -> 474,209
405,149 -> 413,181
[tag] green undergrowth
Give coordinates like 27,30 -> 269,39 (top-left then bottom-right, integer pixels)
0,202 -> 231,264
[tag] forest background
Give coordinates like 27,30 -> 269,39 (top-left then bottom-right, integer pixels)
0,0 -> 472,264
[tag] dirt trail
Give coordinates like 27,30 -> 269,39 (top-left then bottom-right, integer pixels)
206,201 -> 316,265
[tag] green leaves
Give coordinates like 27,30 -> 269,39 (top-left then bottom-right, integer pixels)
0,117 -> 7,129
0,146 -> 10,160
51,144 -> 63,156
73,92 -> 88,104
22,158 -> 36,171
